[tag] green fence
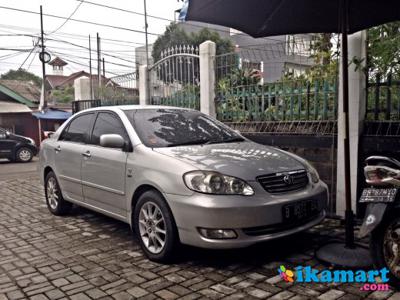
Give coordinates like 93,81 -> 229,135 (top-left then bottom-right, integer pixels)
150,85 -> 200,110
216,79 -> 338,122
366,74 -> 400,121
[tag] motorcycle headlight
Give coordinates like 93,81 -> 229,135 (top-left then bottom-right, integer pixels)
306,164 -> 320,183
183,171 -> 254,196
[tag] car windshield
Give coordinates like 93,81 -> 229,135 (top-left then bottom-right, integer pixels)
124,108 -> 244,148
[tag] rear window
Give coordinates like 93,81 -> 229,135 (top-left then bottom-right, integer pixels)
124,108 -> 240,148
59,113 -> 94,143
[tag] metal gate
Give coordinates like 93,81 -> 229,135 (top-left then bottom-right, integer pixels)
148,45 -> 200,109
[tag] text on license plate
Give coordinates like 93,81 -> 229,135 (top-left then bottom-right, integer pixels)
282,199 -> 319,222
359,188 -> 397,203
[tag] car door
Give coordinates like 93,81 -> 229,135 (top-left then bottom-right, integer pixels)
81,111 -> 129,218
0,129 -> 16,159
54,113 -> 95,202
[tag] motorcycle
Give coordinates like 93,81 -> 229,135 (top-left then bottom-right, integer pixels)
359,156 -> 400,289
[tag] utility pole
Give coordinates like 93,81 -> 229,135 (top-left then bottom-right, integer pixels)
143,0 -> 151,103
89,35 -> 93,99
40,5 -> 47,110
102,58 -> 105,78
97,33 -> 101,99
143,0 -> 149,67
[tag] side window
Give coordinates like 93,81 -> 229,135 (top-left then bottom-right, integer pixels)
91,112 -> 129,146
59,113 -> 94,143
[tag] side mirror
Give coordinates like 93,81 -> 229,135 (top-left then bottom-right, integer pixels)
100,134 -> 125,149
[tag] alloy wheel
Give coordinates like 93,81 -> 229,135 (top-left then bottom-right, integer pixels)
47,177 -> 59,210
19,149 -> 32,161
138,201 -> 167,254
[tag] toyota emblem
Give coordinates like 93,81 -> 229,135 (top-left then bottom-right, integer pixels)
283,174 -> 293,185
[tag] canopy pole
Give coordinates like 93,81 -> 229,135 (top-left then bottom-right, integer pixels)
341,0 -> 355,248
316,0 -> 372,268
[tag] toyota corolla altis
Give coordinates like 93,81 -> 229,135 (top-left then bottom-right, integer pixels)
39,106 -> 328,262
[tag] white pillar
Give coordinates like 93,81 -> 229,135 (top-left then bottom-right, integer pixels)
139,65 -> 150,105
74,77 -> 91,100
336,30 -> 367,216
199,41 -> 216,117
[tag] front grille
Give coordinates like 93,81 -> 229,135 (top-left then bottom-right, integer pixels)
257,169 -> 309,194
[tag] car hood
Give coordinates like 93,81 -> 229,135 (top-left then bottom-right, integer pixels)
9,133 -> 30,143
153,141 -> 305,180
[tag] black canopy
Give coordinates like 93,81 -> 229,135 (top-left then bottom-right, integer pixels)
181,0 -> 400,267
183,0 -> 400,37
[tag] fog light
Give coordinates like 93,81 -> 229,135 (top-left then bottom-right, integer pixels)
199,228 -> 237,239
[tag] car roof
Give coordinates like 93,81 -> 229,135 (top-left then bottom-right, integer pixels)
77,105 -> 194,114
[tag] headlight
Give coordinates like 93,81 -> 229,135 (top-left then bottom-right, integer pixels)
306,164 -> 319,183
183,171 -> 254,196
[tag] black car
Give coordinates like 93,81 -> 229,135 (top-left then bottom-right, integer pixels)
0,128 -> 37,162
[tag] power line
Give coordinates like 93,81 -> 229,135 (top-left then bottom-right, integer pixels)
0,47 -> 36,52
0,61 -> 41,67
25,51 -> 38,72
0,5 -> 160,36
45,37 -> 137,64
45,50 -> 124,77
48,49 -> 135,68
73,0 -> 285,43
76,0 -> 171,22
56,55 -> 120,76
48,0 -> 85,35
38,44 -> 136,57
0,51 -> 27,61
0,24 -> 145,47
17,45 -> 38,70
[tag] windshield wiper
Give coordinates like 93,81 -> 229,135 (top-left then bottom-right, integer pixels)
206,137 -> 245,145
166,139 -> 210,147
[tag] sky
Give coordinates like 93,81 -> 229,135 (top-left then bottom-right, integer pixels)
0,0 -> 184,78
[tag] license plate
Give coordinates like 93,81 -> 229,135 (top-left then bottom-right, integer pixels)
282,199 -> 320,222
359,188 -> 397,203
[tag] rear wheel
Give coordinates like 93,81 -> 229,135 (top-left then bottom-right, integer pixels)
45,171 -> 72,216
370,212 -> 400,290
134,190 -> 179,263
16,147 -> 33,162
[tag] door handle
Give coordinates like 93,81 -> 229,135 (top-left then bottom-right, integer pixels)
54,145 -> 61,153
82,151 -> 91,158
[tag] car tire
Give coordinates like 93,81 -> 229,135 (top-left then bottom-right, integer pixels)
16,147 -> 33,162
45,171 -> 72,216
134,190 -> 179,263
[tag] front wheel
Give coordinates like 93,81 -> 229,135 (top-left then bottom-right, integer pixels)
133,190 -> 179,263
370,213 -> 400,290
16,147 -> 33,162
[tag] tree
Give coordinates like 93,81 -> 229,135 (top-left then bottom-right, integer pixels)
189,27 -> 234,56
50,85 -> 74,103
152,23 -> 191,63
1,69 -> 42,87
367,21 -> 400,78
152,22 -> 234,62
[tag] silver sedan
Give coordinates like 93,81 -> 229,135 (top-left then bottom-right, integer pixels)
39,106 -> 328,262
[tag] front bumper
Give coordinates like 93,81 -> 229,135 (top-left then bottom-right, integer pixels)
165,181 -> 328,249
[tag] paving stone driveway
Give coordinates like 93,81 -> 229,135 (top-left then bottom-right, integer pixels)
0,177 -> 399,300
